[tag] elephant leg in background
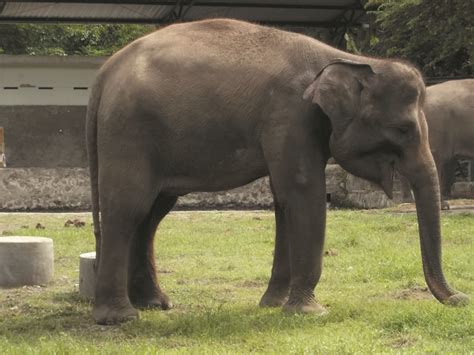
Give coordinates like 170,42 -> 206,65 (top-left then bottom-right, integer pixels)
128,194 -> 177,309
402,154 -> 453,209
259,185 -> 290,307
437,158 -> 454,210
93,164 -> 161,324
441,159 -> 457,198
400,174 -> 414,203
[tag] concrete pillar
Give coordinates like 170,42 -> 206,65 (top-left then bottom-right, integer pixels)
0,236 -> 53,288
79,251 -> 96,299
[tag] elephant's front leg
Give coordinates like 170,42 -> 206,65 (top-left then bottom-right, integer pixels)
259,186 -> 327,312
259,194 -> 291,307
262,128 -> 329,314
280,184 -> 328,314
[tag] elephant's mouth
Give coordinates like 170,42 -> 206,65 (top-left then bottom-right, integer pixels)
378,159 -> 396,199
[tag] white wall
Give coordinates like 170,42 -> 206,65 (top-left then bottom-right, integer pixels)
0,55 -> 106,106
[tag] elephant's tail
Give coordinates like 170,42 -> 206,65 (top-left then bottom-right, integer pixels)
86,78 -> 102,271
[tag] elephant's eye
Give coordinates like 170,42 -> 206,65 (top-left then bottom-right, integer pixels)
398,126 -> 410,134
396,124 -> 412,135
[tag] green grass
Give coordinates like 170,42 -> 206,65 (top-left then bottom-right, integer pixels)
0,210 -> 472,354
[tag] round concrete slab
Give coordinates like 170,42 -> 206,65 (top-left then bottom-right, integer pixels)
79,251 -> 96,299
0,236 -> 54,288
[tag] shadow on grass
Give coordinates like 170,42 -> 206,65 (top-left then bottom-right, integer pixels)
1,291 -> 359,345
2,287 -> 472,349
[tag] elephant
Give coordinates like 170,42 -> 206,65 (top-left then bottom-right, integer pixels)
400,79 -> 474,208
86,19 -> 469,324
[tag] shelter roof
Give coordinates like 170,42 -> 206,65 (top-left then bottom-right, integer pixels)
0,1 -> 367,27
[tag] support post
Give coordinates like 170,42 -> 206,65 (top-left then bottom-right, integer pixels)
0,127 -> 5,168
469,160 -> 473,182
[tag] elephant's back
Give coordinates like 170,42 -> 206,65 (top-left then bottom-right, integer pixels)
425,80 -> 474,156
101,19 -> 310,84
94,19 -> 328,133
426,80 -> 474,108
96,19 -> 342,100
425,80 -> 474,121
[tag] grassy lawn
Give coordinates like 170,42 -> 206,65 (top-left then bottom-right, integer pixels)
0,209 -> 472,354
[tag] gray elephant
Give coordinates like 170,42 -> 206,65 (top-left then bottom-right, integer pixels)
86,19 -> 468,324
401,79 -> 474,207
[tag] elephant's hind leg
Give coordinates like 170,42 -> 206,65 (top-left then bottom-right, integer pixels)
128,194 -> 177,310
93,165 -> 161,325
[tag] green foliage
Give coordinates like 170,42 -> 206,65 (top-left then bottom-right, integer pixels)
360,0 -> 473,76
0,24 -> 155,56
0,210 -> 472,353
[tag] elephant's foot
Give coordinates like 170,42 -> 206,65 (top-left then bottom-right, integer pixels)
259,286 -> 289,308
93,301 -> 139,325
130,289 -> 173,310
441,200 -> 450,210
282,291 -> 328,315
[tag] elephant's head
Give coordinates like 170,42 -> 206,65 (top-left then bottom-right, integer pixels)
303,59 -> 469,306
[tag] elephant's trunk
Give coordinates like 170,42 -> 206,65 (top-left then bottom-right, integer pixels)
402,148 -> 469,306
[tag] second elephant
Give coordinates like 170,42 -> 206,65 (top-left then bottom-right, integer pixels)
401,79 -> 474,206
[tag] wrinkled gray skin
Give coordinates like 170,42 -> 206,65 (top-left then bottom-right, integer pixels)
87,19 -> 469,324
401,79 -> 474,208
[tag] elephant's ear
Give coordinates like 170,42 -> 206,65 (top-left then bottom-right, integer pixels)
303,59 -> 376,136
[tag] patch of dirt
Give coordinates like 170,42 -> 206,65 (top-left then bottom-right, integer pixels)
388,335 -> 417,349
169,210 -> 271,219
389,199 -> 474,213
0,212 -> 91,232
238,280 -> 264,288
0,223 -> 24,235
1,286 -> 46,310
324,248 -> 338,256
447,198 -> 474,206
35,223 -> 45,230
157,269 -> 173,274
391,286 -> 433,301
64,219 -> 85,228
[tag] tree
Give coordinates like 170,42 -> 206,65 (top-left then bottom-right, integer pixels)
0,24 -> 155,56
354,0 -> 473,77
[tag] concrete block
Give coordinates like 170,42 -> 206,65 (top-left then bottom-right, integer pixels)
452,182 -> 474,199
79,251 -> 96,299
0,168 -> 91,211
0,236 -> 53,288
